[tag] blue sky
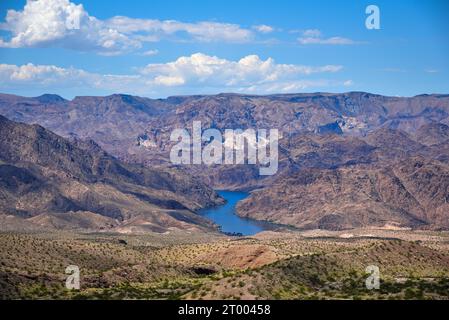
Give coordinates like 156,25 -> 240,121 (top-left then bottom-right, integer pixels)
0,0 -> 448,98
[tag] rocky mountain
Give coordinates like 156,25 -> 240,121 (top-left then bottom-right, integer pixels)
1,92 -> 449,163
0,93 -> 175,158
236,157 -> 449,230
140,92 -> 449,140
135,92 -> 449,189
232,126 -> 449,230
414,122 -> 449,146
0,115 -> 223,233
1,91 -> 449,231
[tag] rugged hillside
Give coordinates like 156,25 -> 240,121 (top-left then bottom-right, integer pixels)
237,157 -> 449,230
2,92 -> 449,165
414,122 -> 449,146
0,93 -> 174,157
136,93 -> 449,190
0,115 -> 223,232
152,92 -> 449,133
187,237 -> 449,300
140,92 -> 449,145
1,92 -> 449,231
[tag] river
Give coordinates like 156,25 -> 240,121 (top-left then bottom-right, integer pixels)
199,190 -> 276,236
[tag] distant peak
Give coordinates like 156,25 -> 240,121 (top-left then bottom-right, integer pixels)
109,93 -> 132,98
34,94 -> 66,103
106,93 -> 135,100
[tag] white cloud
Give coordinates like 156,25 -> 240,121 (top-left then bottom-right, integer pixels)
302,29 -> 321,37
108,16 -> 253,43
0,63 -> 144,94
0,0 -> 140,55
298,29 -> 356,45
0,63 -> 89,83
0,54 -> 344,96
0,0 -> 255,54
140,49 -> 159,56
244,80 -> 329,93
252,25 -> 275,33
140,53 -> 342,88
299,37 -> 355,45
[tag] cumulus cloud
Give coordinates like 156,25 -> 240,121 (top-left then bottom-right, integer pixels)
0,0 -> 140,55
0,53 -> 346,96
140,53 -> 342,88
0,0 -> 254,54
298,29 -> 356,45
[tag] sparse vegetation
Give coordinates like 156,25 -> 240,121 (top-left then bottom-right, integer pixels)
1,229 -> 449,300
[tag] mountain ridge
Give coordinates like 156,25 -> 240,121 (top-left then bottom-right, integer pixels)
1,91 -> 449,231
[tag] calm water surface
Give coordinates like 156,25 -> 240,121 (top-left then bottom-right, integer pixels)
199,190 -> 276,236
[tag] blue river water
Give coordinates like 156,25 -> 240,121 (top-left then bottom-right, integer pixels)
199,190 -> 275,236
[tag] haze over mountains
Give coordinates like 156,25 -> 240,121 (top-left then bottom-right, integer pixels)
0,92 -> 448,231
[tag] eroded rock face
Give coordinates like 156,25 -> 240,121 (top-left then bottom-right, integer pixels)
0,115 -> 223,232
236,157 -> 449,231
136,92 -> 449,190
414,122 -> 449,146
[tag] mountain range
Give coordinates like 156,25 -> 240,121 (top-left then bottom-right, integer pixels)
0,92 -> 448,231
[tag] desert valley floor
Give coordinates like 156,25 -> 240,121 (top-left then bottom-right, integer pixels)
1,227 -> 449,300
